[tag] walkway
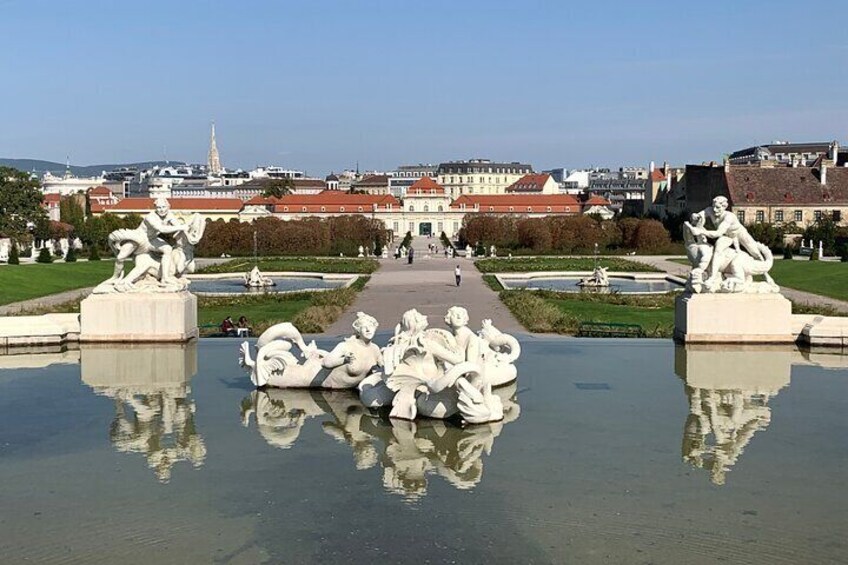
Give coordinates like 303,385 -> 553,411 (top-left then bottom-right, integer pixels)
626,255 -> 848,314
326,242 -> 522,336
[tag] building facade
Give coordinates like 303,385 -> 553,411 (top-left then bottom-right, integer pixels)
436,159 -> 533,198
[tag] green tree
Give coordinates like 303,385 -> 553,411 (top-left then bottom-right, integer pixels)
8,241 -> 19,264
261,178 -> 295,198
88,244 -> 101,261
0,167 -> 46,238
59,195 -> 86,231
36,247 -> 53,263
64,246 -> 77,262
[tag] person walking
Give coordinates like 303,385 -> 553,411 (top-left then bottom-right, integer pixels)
455,264 -> 461,287
408,246 -> 414,265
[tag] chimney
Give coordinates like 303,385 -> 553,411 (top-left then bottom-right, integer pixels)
830,140 -> 839,164
649,161 -> 655,173
662,161 -> 669,175
821,163 -> 827,186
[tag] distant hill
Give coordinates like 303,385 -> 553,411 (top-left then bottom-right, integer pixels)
0,158 -> 187,177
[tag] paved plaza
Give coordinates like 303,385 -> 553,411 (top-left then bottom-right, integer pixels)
327,243 -> 522,336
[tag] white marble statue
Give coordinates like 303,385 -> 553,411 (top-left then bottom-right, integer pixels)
489,245 -> 496,258
682,196 -> 778,294
465,244 -> 473,258
244,266 -> 275,288
240,312 -> 383,389
358,245 -> 365,257
577,266 -> 610,287
94,197 -> 206,293
358,307 -> 520,424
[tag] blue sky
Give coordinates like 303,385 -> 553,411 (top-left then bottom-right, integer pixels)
1,0 -> 846,175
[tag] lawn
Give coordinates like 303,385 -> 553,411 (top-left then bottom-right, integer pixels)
198,256 -> 380,274
475,257 -> 660,273
198,276 -> 369,336
768,260 -> 848,301
497,289 -> 676,337
0,261 -> 115,305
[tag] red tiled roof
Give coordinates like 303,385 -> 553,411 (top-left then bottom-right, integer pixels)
272,190 -> 400,213
406,176 -> 446,195
505,173 -> 552,193
726,166 -> 848,206
353,174 -> 390,187
650,169 -> 666,182
42,193 -> 61,203
102,198 -> 244,212
245,195 -> 278,206
583,194 -> 611,206
87,185 -> 113,196
450,194 -> 580,213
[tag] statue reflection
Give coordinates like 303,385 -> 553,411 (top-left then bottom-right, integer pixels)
675,344 -> 790,486
80,343 -> 206,483
241,383 -> 520,500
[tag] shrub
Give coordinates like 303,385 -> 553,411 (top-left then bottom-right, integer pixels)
36,247 -> 53,263
374,238 -> 383,257
64,246 -> 77,262
783,247 -> 793,260
809,249 -> 820,261
88,245 -> 101,261
8,241 -> 19,264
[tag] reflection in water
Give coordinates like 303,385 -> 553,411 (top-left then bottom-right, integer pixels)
241,383 -> 520,500
80,343 -> 206,483
675,345 -> 791,485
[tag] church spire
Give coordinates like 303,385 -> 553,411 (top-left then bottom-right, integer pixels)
208,122 -> 222,174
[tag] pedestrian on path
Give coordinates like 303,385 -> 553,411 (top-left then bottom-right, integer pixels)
408,247 -> 414,265
455,264 -> 461,286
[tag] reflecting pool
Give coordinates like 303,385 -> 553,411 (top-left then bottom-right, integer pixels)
189,275 -> 349,295
0,338 -> 846,563
498,274 -> 684,293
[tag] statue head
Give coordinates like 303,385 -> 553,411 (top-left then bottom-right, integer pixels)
444,306 -> 469,329
400,309 -> 428,334
352,311 -> 378,340
711,196 -> 729,217
154,197 -> 171,217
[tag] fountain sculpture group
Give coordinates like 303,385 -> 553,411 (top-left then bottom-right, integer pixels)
240,307 -> 520,425
244,266 -> 276,288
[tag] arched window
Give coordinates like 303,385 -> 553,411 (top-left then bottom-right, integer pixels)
424,205 -> 429,212
409,205 -> 414,212
438,205 -> 443,212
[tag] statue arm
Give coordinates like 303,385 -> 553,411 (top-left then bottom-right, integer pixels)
421,336 -> 465,365
698,215 -> 733,238
321,342 -> 350,369
144,214 -> 186,235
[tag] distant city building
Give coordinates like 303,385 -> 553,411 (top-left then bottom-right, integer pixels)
561,170 -> 590,193
207,123 -> 222,174
542,168 -> 567,183
353,174 -> 391,195
41,170 -> 104,196
325,173 -> 340,190
683,157 -> 848,227
389,164 -> 438,198
728,140 -> 839,167
436,159 -> 533,198
505,173 -> 559,194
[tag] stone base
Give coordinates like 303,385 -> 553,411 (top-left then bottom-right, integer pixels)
674,292 -> 793,344
80,292 -> 198,343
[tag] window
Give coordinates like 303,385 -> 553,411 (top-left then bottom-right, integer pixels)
775,210 -> 784,222
339,206 -> 344,212
393,221 -> 399,232
357,206 -> 363,212
283,206 -> 289,212
737,210 -> 745,223
546,206 -> 552,212
409,205 -> 414,212
834,211 -> 842,222
814,210 -> 823,221
423,205 -> 429,212
438,205 -> 443,212
301,207 -> 307,212
489,206 -> 494,212
453,221 -> 459,232
527,206 -> 532,212
409,222 -> 414,232
437,222 -> 443,232
509,206 -> 514,212
755,210 -> 764,222
794,210 -> 803,222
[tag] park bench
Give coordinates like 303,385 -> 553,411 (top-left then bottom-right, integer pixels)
577,321 -> 645,338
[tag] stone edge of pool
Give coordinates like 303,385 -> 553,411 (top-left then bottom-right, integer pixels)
494,271 -> 687,294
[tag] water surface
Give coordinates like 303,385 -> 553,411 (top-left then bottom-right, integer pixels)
0,338 -> 845,563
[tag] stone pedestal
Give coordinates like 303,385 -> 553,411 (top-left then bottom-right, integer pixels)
674,292 -> 794,344
80,292 -> 198,343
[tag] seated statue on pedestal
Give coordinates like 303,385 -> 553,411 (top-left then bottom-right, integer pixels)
683,196 -> 778,294
577,266 -> 610,288
94,197 -> 205,294
244,266 -> 275,288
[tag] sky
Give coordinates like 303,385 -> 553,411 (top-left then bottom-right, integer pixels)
1,0 -> 846,176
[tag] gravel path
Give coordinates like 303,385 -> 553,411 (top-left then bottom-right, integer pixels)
326,241 -> 521,337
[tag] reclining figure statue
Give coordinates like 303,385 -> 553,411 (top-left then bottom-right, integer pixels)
93,197 -> 206,294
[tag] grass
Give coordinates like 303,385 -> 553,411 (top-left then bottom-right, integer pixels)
475,257 -> 660,273
498,289 -> 676,337
0,261 -> 115,306
198,276 -> 369,336
197,256 -> 380,274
